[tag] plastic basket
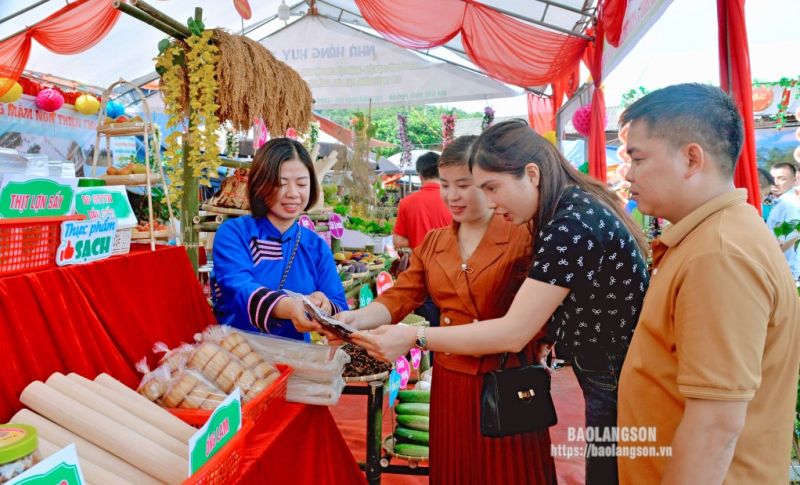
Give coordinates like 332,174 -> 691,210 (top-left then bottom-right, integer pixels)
0,215 -> 84,276
169,364 -> 292,428
112,227 -> 132,255
182,419 -> 253,485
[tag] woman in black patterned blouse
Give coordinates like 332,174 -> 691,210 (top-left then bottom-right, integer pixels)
353,120 -> 650,485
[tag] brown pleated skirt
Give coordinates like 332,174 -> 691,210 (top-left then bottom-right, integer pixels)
429,365 -> 557,484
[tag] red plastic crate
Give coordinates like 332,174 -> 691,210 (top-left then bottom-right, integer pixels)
0,215 -> 84,276
169,364 -> 293,427
182,419 -> 254,485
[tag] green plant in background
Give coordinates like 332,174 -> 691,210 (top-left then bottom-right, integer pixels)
773,219 -> 800,294
345,215 -> 393,236
224,129 -> 238,157
322,184 -> 339,206
134,186 -> 178,223
621,87 -> 650,108
320,105 -> 482,158
304,120 -> 320,153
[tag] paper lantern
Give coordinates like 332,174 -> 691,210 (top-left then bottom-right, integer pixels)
795,126 -> 800,142
572,105 -> 593,137
542,130 -> 557,146
106,100 -> 125,119
35,88 -> 64,112
0,79 -> 22,102
75,94 -> 100,115
794,105 -> 800,120
794,146 -> 800,164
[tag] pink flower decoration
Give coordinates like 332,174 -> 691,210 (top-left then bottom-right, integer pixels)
571,104 -> 593,137
35,88 -> 64,112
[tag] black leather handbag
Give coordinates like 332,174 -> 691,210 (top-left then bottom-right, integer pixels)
480,351 -> 558,437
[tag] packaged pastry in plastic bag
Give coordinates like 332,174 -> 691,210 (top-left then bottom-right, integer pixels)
243,332 -> 350,383
153,342 -> 195,374
135,358 -> 172,402
194,326 -> 278,379
285,375 -> 346,406
187,341 -> 279,403
161,366 -> 227,410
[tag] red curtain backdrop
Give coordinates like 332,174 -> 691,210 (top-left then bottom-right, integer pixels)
550,64 -> 581,125
527,93 -> 555,134
0,246 -> 215,422
353,0 -> 588,87
0,0 -> 119,96
583,25 -> 608,182
717,0 -> 761,213
602,0 -> 628,47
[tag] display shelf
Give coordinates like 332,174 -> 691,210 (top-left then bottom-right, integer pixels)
131,228 -> 171,240
100,172 -> 161,186
89,79 -> 177,251
96,121 -> 155,137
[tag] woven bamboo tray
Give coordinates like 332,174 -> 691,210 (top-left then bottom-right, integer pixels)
344,370 -> 390,383
201,204 -> 249,215
382,436 -> 429,465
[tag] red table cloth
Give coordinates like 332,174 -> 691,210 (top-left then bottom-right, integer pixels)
235,401 -> 367,484
0,244 -> 214,421
0,244 -> 366,484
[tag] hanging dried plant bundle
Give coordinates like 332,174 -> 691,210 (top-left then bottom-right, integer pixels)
213,29 -> 313,134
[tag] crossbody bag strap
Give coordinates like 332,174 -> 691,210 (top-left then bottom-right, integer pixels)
277,229 -> 301,291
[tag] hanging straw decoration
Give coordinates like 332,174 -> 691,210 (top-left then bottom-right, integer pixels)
213,29 -> 313,134
397,113 -> 412,166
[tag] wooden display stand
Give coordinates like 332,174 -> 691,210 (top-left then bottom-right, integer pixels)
90,79 -> 177,251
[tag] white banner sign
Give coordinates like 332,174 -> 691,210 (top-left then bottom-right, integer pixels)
602,0 -> 673,79
263,16 -> 517,109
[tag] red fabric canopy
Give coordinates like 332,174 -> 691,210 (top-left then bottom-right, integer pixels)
527,93 -> 555,134
602,0 -> 628,48
717,0 -> 761,213
583,24 -> 608,183
353,0 -> 588,88
0,0 -> 119,96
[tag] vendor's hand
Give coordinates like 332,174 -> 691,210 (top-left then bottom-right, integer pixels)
307,291 -> 332,315
350,324 -> 416,362
277,297 -> 321,334
320,310 -> 359,346
535,341 -> 554,375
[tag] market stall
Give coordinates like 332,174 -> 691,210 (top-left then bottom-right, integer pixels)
0,244 -> 367,484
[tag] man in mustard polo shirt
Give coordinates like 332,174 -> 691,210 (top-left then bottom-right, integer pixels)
617,84 -> 800,484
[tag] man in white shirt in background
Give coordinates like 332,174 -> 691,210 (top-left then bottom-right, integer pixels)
768,162 -> 800,281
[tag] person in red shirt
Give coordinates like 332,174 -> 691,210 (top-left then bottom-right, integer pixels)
393,152 -> 452,249
392,151 -> 452,327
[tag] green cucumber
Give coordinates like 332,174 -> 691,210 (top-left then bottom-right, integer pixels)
394,443 -> 429,458
398,390 -> 430,403
396,402 -> 430,416
394,426 -> 429,445
397,414 -> 429,431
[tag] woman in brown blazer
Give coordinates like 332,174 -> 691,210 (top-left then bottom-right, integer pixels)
335,136 -> 556,484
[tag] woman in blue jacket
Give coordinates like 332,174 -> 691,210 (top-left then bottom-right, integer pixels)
212,138 -> 346,340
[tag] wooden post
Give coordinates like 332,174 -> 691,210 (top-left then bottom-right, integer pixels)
112,1 -> 185,39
